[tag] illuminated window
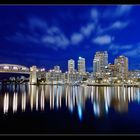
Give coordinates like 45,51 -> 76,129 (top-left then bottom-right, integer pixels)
3,66 -> 9,70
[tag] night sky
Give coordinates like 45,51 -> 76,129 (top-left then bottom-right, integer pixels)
0,5 -> 140,72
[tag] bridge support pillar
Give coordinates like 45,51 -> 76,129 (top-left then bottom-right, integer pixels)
30,66 -> 37,84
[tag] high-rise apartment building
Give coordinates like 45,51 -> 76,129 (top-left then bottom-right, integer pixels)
93,51 -> 108,73
68,59 -> 75,73
114,55 -> 128,79
78,57 -> 86,73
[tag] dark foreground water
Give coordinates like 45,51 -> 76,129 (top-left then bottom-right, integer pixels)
0,83 -> 140,134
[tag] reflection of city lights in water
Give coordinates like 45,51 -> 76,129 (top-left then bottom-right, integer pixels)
118,86 -> 120,99
52,87 -> 54,109
36,88 -> 38,111
65,86 -> 68,107
30,93 -> 33,111
50,86 -> 52,109
93,102 -> 100,116
70,103 -> 73,113
77,104 -> 82,120
128,87 -> 131,101
2,84 -> 140,118
91,87 -> 94,101
56,89 -> 59,108
59,86 -> 62,108
105,102 -> 108,114
136,88 -> 140,103
41,88 -> 44,111
96,87 -> 98,99
13,93 -> 18,113
123,88 -> 126,101
3,93 -> 9,114
131,87 -> 134,101
22,92 -> 26,112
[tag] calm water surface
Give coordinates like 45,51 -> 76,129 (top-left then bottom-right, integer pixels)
0,83 -> 140,134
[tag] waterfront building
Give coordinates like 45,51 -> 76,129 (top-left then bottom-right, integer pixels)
78,57 -> 86,74
68,59 -> 75,73
93,51 -> 108,74
114,55 -> 128,79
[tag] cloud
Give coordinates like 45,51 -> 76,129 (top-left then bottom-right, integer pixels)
111,21 -> 129,29
109,42 -> 140,57
123,44 -> 140,57
108,44 -> 133,55
6,32 -> 40,44
80,23 -> 95,37
71,33 -> 84,45
42,33 -> 69,50
102,5 -> 133,20
109,44 -> 133,50
42,26 -> 70,49
91,8 -> 99,23
115,5 -> 133,17
28,17 -> 47,31
47,26 -> 61,35
123,49 -> 139,57
97,21 -> 129,34
93,35 -> 113,45
5,17 -> 70,50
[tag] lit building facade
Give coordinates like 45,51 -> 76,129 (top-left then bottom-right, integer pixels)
30,66 -> 37,84
114,55 -> 128,79
54,65 -> 60,72
78,57 -> 86,73
128,70 -> 140,78
108,64 -> 117,77
93,51 -> 108,76
68,59 -> 75,73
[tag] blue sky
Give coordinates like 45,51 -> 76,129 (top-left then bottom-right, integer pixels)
0,5 -> 140,71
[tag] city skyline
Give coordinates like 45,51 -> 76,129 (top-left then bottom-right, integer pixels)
0,5 -> 140,71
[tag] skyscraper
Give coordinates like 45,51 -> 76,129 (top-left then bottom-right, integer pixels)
78,57 -> 86,73
93,51 -> 108,73
114,55 -> 128,79
68,59 -> 75,73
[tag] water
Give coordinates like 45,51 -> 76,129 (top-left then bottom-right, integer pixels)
0,83 -> 140,134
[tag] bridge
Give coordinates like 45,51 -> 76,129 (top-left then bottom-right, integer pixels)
0,64 -> 30,74
0,64 -> 38,84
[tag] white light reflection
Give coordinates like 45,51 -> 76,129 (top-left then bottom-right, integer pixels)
56,86 -> 59,108
65,86 -> 68,107
41,87 -> 45,111
91,86 -> 94,101
118,86 -> 120,99
128,87 -> 131,101
131,87 -> 134,101
123,87 -> 126,101
59,86 -> 62,108
50,86 -> 52,109
36,87 -> 38,111
3,93 -> 9,114
13,92 -> 18,113
22,92 -> 26,112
